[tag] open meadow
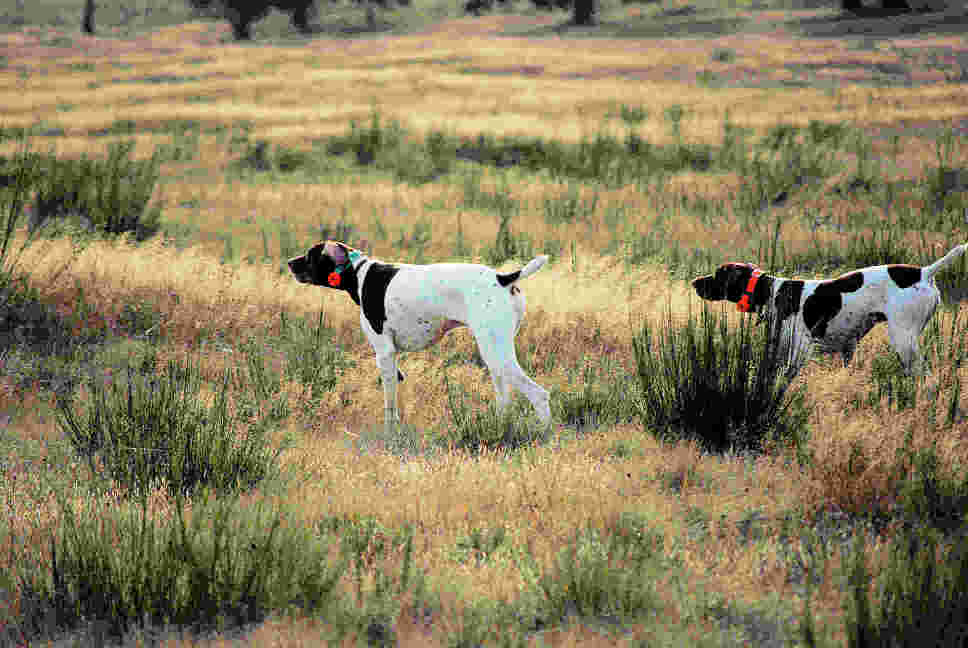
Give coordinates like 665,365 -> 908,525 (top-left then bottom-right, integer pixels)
1,0 -> 968,645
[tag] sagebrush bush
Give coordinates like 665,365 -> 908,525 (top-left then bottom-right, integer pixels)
632,304 -> 810,453
839,525 -> 968,648
277,310 -> 347,404
57,358 -> 282,496
443,373 -> 550,453
534,516 -> 665,624
5,494 -> 345,644
27,140 -> 162,240
554,359 -> 639,430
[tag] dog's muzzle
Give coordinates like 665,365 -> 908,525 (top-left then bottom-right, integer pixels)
692,275 -> 722,300
288,256 -> 311,284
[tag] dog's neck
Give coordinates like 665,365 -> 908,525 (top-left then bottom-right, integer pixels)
742,271 -> 777,316
333,251 -> 368,305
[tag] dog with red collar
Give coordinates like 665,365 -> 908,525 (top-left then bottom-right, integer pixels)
692,244 -> 968,376
288,241 -> 552,431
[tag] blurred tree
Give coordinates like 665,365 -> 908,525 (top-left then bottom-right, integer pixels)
186,0 -> 316,39
82,0 -> 95,33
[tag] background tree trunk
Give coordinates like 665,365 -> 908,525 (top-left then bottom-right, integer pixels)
82,0 -> 95,34
881,0 -> 912,10
572,0 -> 595,24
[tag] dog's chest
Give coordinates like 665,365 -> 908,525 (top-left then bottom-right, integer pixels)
366,265 -> 477,351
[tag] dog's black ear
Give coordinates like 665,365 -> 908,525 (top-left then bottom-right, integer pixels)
305,242 -> 339,287
324,241 -> 351,266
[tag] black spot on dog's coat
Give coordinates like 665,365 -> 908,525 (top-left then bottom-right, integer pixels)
774,280 -> 804,321
801,272 -> 864,338
830,271 -> 864,294
751,274 -> 773,312
360,262 -> 400,335
340,266 -> 361,306
497,270 -> 520,287
887,265 -> 922,289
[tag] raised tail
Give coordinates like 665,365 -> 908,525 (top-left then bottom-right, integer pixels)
923,243 -> 968,279
497,255 -> 549,287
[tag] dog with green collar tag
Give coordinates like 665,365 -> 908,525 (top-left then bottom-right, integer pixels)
289,241 -> 552,431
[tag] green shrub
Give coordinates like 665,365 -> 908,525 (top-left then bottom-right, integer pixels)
442,373 -> 550,453
324,113 -> 450,184
896,438 -> 968,533
57,358 -> 282,497
480,203 -> 535,267
632,305 -> 810,453
0,137 -> 46,268
453,525 -> 508,565
317,515 -> 428,646
542,185 -> 598,225
277,310 -> 348,404
840,526 -> 968,648
533,518 -> 664,624
29,140 -> 161,240
7,495 -> 345,644
0,138 -> 88,375
554,360 -> 639,430
230,138 -> 325,177
459,168 -> 517,214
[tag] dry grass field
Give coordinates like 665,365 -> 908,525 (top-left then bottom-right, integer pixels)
2,0 -> 968,645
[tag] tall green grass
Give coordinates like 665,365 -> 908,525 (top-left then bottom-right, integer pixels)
442,373 -> 550,453
0,135 -> 44,292
28,140 -> 162,240
57,357 -> 283,497
6,495 -> 346,644
277,310 -> 348,406
632,305 -> 810,454
834,525 -> 968,648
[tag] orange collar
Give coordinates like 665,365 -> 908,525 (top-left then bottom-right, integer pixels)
737,268 -> 763,313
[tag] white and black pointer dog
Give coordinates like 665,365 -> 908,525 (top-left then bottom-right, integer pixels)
692,244 -> 968,376
288,241 -> 552,430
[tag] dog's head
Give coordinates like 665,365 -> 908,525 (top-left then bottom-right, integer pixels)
692,263 -> 759,303
288,241 -> 362,294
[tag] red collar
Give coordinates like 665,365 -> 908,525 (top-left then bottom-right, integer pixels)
737,268 -> 763,313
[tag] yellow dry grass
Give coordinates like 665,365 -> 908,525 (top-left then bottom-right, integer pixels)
2,10 -> 968,644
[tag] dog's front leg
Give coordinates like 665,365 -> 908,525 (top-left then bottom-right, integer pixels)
780,321 -> 813,380
375,352 -> 400,432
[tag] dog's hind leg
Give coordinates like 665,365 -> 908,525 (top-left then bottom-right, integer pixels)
887,293 -> 938,376
507,361 -> 551,423
888,321 -> 924,376
471,322 -> 551,424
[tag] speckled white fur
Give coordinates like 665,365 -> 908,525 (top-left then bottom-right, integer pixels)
766,244 -> 966,376
349,253 -> 550,431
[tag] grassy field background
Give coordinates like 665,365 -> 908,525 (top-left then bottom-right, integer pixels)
1,0 -> 968,645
